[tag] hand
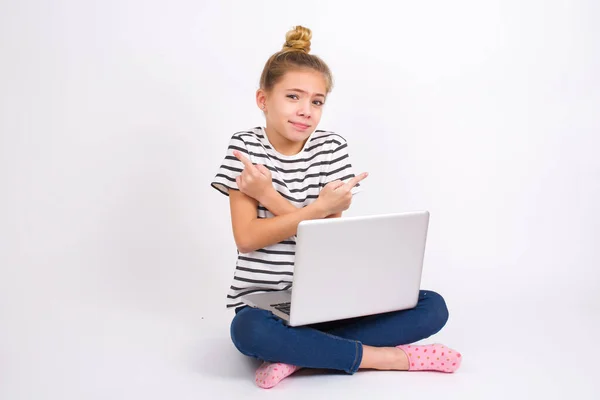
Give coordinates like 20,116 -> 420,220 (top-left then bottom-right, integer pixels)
233,150 -> 274,202
315,172 -> 368,216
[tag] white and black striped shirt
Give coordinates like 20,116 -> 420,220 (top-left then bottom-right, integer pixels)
211,126 -> 361,308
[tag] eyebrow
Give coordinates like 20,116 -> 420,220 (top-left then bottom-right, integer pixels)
287,88 -> 326,98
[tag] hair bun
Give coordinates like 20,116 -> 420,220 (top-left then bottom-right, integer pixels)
282,25 -> 312,54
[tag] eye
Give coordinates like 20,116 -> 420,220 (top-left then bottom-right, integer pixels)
286,94 -> 299,100
313,100 -> 325,106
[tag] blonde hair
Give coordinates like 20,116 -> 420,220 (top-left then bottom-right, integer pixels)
259,25 -> 334,94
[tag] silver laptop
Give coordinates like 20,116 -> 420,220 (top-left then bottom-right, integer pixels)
239,211 -> 430,327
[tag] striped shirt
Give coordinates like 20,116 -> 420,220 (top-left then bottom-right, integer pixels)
211,126 -> 361,308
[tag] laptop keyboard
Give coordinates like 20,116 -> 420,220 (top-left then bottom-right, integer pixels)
270,302 -> 291,315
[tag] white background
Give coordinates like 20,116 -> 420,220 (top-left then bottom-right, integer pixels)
1,0 -> 599,399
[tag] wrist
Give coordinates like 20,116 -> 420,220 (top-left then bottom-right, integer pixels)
257,186 -> 277,205
308,200 -> 329,219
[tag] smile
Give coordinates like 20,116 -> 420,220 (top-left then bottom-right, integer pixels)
290,121 -> 310,130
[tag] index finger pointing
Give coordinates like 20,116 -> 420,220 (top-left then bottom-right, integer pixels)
344,172 -> 369,189
232,150 -> 254,169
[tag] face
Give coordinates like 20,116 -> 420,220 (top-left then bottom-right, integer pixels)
257,69 -> 328,149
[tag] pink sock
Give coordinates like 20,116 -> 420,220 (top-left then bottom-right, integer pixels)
255,361 -> 301,389
396,343 -> 462,373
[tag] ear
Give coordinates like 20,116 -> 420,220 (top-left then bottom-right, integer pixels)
255,89 -> 267,112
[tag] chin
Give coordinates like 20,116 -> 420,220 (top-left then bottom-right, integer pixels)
288,132 -> 312,143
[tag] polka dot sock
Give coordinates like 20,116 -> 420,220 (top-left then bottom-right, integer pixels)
255,362 -> 301,389
396,343 -> 462,373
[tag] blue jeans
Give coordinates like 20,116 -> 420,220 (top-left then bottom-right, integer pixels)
230,290 -> 449,374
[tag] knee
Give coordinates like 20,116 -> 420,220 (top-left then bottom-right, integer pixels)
230,307 -> 271,356
421,290 -> 449,335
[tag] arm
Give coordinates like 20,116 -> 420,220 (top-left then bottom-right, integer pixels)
230,174 -> 367,253
259,187 -> 300,216
232,150 -> 341,218
260,187 -> 342,218
229,189 -> 329,254
326,212 -> 342,218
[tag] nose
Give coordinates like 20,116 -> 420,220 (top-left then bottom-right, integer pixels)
297,100 -> 311,118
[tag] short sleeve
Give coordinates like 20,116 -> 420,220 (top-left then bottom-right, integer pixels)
210,134 -> 248,196
324,137 -> 363,195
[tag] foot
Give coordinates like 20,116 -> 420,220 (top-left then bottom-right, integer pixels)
396,343 -> 462,373
255,361 -> 301,389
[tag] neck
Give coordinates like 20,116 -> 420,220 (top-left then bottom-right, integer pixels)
264,126 -> 306,156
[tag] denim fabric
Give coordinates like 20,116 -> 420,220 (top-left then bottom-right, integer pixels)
230,290 -> 449,374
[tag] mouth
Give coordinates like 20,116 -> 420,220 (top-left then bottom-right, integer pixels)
289,121 -> 311,131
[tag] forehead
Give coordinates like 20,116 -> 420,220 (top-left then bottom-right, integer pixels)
275,70 -> 327,94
